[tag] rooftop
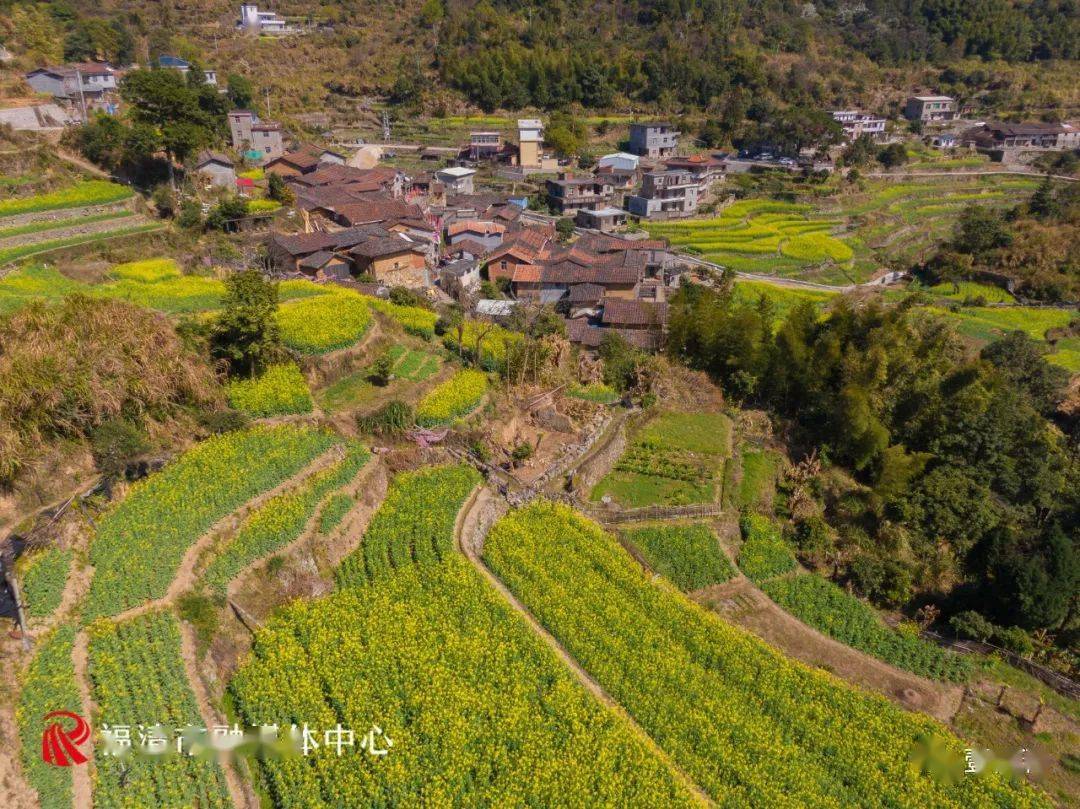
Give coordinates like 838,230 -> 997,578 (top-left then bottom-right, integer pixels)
436,166 -> 477,179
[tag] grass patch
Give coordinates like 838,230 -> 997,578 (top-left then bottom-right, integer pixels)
567,383 -> 620,404
736,448 -> 780,510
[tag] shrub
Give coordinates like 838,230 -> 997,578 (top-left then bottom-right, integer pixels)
89,418 -> 149,477
994,626 -> 1035,658
226,363 -> 313,418
949,610 -> 996,642
369,353 -> 394,386
356,400 -> 414,435
197,408 -> 249,434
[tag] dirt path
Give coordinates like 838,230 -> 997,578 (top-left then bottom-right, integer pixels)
178,623 -> 256,809
106,444 -> 347,625
691,577 -> 963,722
70,630 -> 95,809
454,486 -> 714,807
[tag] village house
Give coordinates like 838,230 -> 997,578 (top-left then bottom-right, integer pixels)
831,110 -> 887,140
629,122 -> 680,158
485,226 -> 555,285
228,111 -> 286,161
439,258 -> 482,299
237,3 -> 294,34
469,131 -> 502,161
267,225 -> 428,285
25,63 -> 119,112
157,55 -> 217,86
904,95 -> 957,123
661,154 -> 725,191
962,121 -> 1080,152
575,206 -> 628,232
598,152 -> 640,172
446,221 -> 506,252
195,151 -> 237,189
567,298 -> 669,352
546,175 -> 616,215
434,167 -> 477,195
627,170 -> 699,219
517,119 -> 544,168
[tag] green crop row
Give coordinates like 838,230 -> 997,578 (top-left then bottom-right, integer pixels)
737,514 -> 796,583
483,502 -> 1048,808
203,443 -> 371,594
761,574 -> 973,682
336,464 -> 480,587
16,547 -> 71,619
621,522 -> 735,591
0,180 -> 133,218
83,425 -> 338,619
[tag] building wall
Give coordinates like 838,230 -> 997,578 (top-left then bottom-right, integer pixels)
519,140 -> 541,168
367,252 -> 427,287
229,113 -> 254,147
198,163 -> 236,189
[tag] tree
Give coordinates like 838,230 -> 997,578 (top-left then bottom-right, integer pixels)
555,217 -> 575,241
226,73 -> 254,109
952,204 -> 1012,259
267,172 -> 294,205
205,197 -> 249,232
369,353 -> 394,386
877,142 -> 909,168
990,526 -> 1079,629
120,68 -> 223,168
210,270 -> 283,376
981,331 -> 1069,415
1028,176 -> 1060,220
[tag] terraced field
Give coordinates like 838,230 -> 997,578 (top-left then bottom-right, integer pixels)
653,176 -> 1042,285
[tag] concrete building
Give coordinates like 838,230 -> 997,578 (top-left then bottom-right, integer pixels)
435,166 -> 476,195
195,151 -> 237,189
469,131 -> 502,161
517,119 -> 544,167
626,170 -> 699,219
831,110 -> 887,140
546,176 -> 615,215
904,95 -> 957,123
628,122 -> 679,158
25,63 -> 118,103
576,206 -> 628,232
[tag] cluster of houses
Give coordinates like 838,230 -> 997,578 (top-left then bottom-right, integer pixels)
255,139 -> 677,351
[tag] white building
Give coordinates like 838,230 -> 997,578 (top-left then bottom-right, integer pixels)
238,4 -> 290,34
831,110 -> 887,140
598,152 -> 640,172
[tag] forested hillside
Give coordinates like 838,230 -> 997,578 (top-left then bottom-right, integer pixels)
2,0 -> 1077,117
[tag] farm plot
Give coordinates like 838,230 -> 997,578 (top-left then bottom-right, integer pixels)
648,200 -> 854,283
226,363 -> 314,418
415,369 -> 488,426
230,556 -> 698,807
15,547 -> 71,619
16,626 -> 81,809
0,222 -> 165,267
83,424 -> 338,620
335,464 -> 480,586
277,288 -> 372,354
365,295 -> 439,338
483,502 -> 1049,808
202,443 -> 370,594
591,411 -> 731,508
620,522 -> 734,591
0,180 -> 132,218
736,514 -> 797,583
761,573 -> 973,682
87,611 -> 230,808
442,318 -> 524,372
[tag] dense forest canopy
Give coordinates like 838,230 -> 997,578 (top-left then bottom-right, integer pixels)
2,0 -> 1077,113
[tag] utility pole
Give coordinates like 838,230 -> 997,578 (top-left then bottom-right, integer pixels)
265,87 -> 272,118
74,66 -> 88,123
383,110 -> 390,143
